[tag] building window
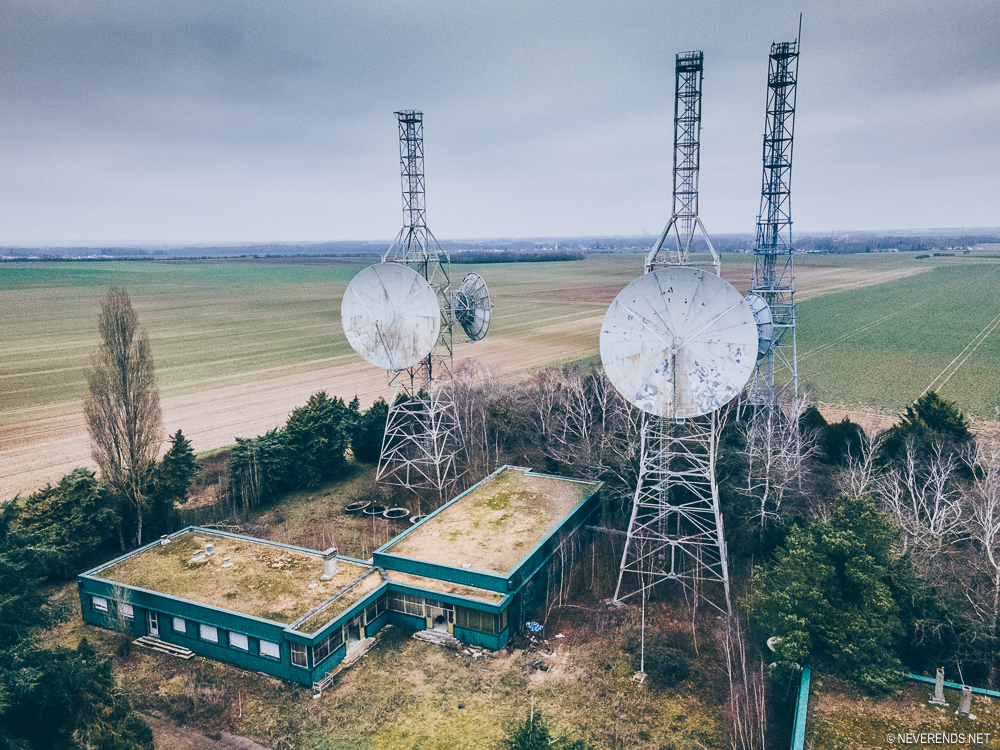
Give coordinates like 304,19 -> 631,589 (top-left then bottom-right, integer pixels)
119,603 -> 134,619
259,640 -> 280,659
499,607 -> 508,633
199,624 -> 218,643
290,642 -> 307,668
365,596 -> 386,624
172,616 -> 186,633
313,627 -> 344,666
230,632 -> 249,651
455,606 -> 496,634
91,596 -> 109,612
388,591 -> 425,618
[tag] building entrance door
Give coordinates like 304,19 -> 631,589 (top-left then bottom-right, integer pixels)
425,600 -> 454,632
348,616 -> 362,648
148,611 -> 159,638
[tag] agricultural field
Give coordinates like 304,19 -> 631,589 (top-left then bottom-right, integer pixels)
4,251 -> 1000,500
796,255 -> 1000,424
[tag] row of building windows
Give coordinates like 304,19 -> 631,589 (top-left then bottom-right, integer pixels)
91,592 -> 413,669
91,596 -> 280,660
387,592 -> 506,634
91,596 -> 132,619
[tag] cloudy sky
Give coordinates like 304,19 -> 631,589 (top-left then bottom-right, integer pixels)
1,0 -> 997,243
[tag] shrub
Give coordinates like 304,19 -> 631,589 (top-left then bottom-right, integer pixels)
747,494 -> 904,694
352,398 -> 389,463
640,639 -> 690,687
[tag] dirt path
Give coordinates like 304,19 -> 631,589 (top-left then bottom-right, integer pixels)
1,316 -> 603,500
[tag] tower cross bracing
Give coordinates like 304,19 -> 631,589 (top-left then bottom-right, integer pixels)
747,37 -> 801,417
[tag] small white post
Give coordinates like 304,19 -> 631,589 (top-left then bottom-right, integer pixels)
956,685 -> 974,718
929,667 -> 948,706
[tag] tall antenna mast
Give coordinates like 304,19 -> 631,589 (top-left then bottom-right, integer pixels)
611,52 -> 739,617
746,22 -> 801,419
378,110 -> 463,503
646,51 -> 719,276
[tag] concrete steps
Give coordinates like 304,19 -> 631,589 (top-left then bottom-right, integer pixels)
134,635 -> 195,660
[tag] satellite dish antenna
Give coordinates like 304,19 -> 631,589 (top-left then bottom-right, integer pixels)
452,272 -> 494,342
600,266 -> 757,420
341,262 -> 441,371
744,293 -> 774,360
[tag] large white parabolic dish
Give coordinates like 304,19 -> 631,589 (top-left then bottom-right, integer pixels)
341,263 -> 441,371
600,267 -> 757,419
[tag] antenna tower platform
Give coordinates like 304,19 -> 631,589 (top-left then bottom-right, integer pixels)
378,110 -> 463,501
611,52 -> 740,615
745,25 -> 801,422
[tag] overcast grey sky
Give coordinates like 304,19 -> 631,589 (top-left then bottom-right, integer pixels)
1,0 -> 997,243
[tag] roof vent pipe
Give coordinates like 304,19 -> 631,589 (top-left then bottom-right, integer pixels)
205,542 -> 214,555
320,547 -> 338,580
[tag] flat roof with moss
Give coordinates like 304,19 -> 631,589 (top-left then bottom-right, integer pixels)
294,569 -> 385,635
95,530 -> 371,625
381,467 -> 600,576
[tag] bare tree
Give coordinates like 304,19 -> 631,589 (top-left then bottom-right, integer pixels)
717,612 -> 767,750
962,439 -> 1000,687
878,439 -> 965,556
85,287 -> 162,548
839,427 -> 886,498
741,403 -> 818,529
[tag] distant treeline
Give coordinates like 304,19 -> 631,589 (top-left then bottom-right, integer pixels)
452,251 -> 585,263
795,234 -> 1000,254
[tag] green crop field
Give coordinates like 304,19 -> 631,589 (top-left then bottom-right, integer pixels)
797,257 -> 1000,421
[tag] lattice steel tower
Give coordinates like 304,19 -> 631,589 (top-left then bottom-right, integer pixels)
615,52 -> 732,615
646,51 -> 719,276
746,29 -> 801,418
378,111 -> 463,501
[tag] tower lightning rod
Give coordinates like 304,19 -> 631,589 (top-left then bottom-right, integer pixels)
646,51 -> 720,276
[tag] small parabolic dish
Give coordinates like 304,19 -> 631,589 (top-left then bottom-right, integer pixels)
744,293 -> 774,360
600,267 -> 757,420
453,272 -> 494,342
341,263 -> 441,371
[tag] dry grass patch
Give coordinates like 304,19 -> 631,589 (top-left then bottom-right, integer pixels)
808,673 -> 1000,749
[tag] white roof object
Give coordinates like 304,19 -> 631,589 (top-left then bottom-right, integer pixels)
453,272 -> 494,342
341,263 -> 441,371
600,267 -> 757,419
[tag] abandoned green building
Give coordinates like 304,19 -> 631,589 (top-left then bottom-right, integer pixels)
78,466 -> 602,688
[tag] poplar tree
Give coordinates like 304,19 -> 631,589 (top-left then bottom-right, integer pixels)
85,287 -> 162,548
